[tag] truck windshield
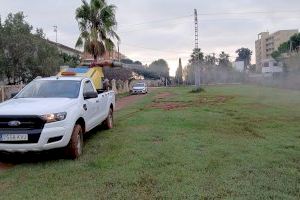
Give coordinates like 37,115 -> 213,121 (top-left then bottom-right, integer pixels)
134,83 -> 145,87
16,80 -> 81,98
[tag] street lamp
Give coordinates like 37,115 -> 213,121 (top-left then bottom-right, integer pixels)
53,25 -> 58,43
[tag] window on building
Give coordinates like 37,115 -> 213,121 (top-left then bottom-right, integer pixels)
264,62 -> 269,67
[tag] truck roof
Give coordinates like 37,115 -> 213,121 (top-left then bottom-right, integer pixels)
36,76 -> 87,81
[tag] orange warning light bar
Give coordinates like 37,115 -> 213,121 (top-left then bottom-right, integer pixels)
61,71 -> 76,76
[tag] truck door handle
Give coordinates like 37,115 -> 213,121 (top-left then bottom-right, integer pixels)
96,100 -> 100,103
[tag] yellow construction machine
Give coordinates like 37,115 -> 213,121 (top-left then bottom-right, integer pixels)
57,60 -> 122,90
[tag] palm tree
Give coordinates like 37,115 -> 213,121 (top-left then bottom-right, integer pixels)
75,0 -> 120,61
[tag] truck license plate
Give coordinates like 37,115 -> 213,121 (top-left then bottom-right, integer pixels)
0,134 -> 28,141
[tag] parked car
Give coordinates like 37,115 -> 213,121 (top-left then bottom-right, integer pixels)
130,82 -> 148,95
0,76 -> 115,159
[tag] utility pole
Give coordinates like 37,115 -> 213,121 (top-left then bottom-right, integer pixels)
53,25 -> 58,43
117,41 -> 120,62
194,9 -> 198,49
194,9 -> 201,89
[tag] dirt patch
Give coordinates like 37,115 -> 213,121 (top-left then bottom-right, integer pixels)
150,94 -> 235,111
116,94 -> 146,111
151,102 -> 190,111
196,95 -> 235,105
155,92 -> 173,100
243,103 -> 271,110
0,162 -> 14,170
242,125 -> 266,139
152,136 -> 163,144
116,88 -> 158,111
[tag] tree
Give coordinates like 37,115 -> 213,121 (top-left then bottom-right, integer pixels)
132,68 -> 160,79
175,58 -> 183,84
189,48 -> 204,65
204,54 -> 217,69
0,16 -> 4,78
149,59 -> 169,78
60,53 -> 80,67
75,0 -> 119,60
103,67 -> 133,81
278,42 -> 290,53
149,59 -> 169,85
271,42 -> 289,61
1,12 -> 33,83
271,33 -> 300,60
183,64 -> 194,85
0,12 -> 62,84
235,48 -> 252,70
271,50 -> 281,61
290,33 -> 300,51
219,51 -> 231,69
249,64 -> 256,73
134,60 -> 142,65
28,33 -> 62,80
184,48 -> 204,86
121,58 -> 134,64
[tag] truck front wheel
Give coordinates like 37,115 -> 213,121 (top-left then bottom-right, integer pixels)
66,124 -> 84,159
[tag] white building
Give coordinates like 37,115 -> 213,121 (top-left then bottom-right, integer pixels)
233,61 -> 245,72
48,40 -> 82,57
255,29 -> 298,71
261,59 -> 283,74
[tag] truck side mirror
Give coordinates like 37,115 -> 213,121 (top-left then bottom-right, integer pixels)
83,91 -> 98,100
11,92 -> 18,98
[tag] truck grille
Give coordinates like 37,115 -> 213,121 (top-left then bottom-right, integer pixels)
0,116 -> 45,144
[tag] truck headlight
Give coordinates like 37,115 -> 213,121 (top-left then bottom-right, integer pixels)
41,112 -> 67,123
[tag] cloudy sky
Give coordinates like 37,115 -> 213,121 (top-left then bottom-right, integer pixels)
1,0 -> 300,76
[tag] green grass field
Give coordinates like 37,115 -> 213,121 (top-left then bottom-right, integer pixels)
0,85 -> 299,199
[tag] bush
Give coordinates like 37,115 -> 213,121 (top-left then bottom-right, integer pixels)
190,87 -> 206,93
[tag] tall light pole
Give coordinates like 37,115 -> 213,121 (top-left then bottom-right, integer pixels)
194,9 -> 201,89
53,25 -> 58,43
194,9 -> 198,49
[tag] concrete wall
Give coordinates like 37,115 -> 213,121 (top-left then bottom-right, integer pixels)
0,85 -> 24,102
282,53 -> 300,72
110,79 -> 130,94
111,79 -> 163,94
246,73 -> 300,90
0,79 -> 162,102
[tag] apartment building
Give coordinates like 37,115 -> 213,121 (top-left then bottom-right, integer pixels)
255,29 -> 298,71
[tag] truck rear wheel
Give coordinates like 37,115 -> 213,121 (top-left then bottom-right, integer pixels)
66,124 -> 83,159
103,108 -> 113,129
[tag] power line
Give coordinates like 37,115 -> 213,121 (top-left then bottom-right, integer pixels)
118,9 -> 300,29
118,20 -> 191,33
118,14 -> 193,28
118,15 -> 300,34
122,43 -> 190,54
196,9 -> 300,16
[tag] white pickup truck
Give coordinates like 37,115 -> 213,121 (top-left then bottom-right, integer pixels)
0,76 -> 115,159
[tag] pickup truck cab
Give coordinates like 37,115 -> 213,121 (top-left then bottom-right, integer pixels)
0,76 -> 115,159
